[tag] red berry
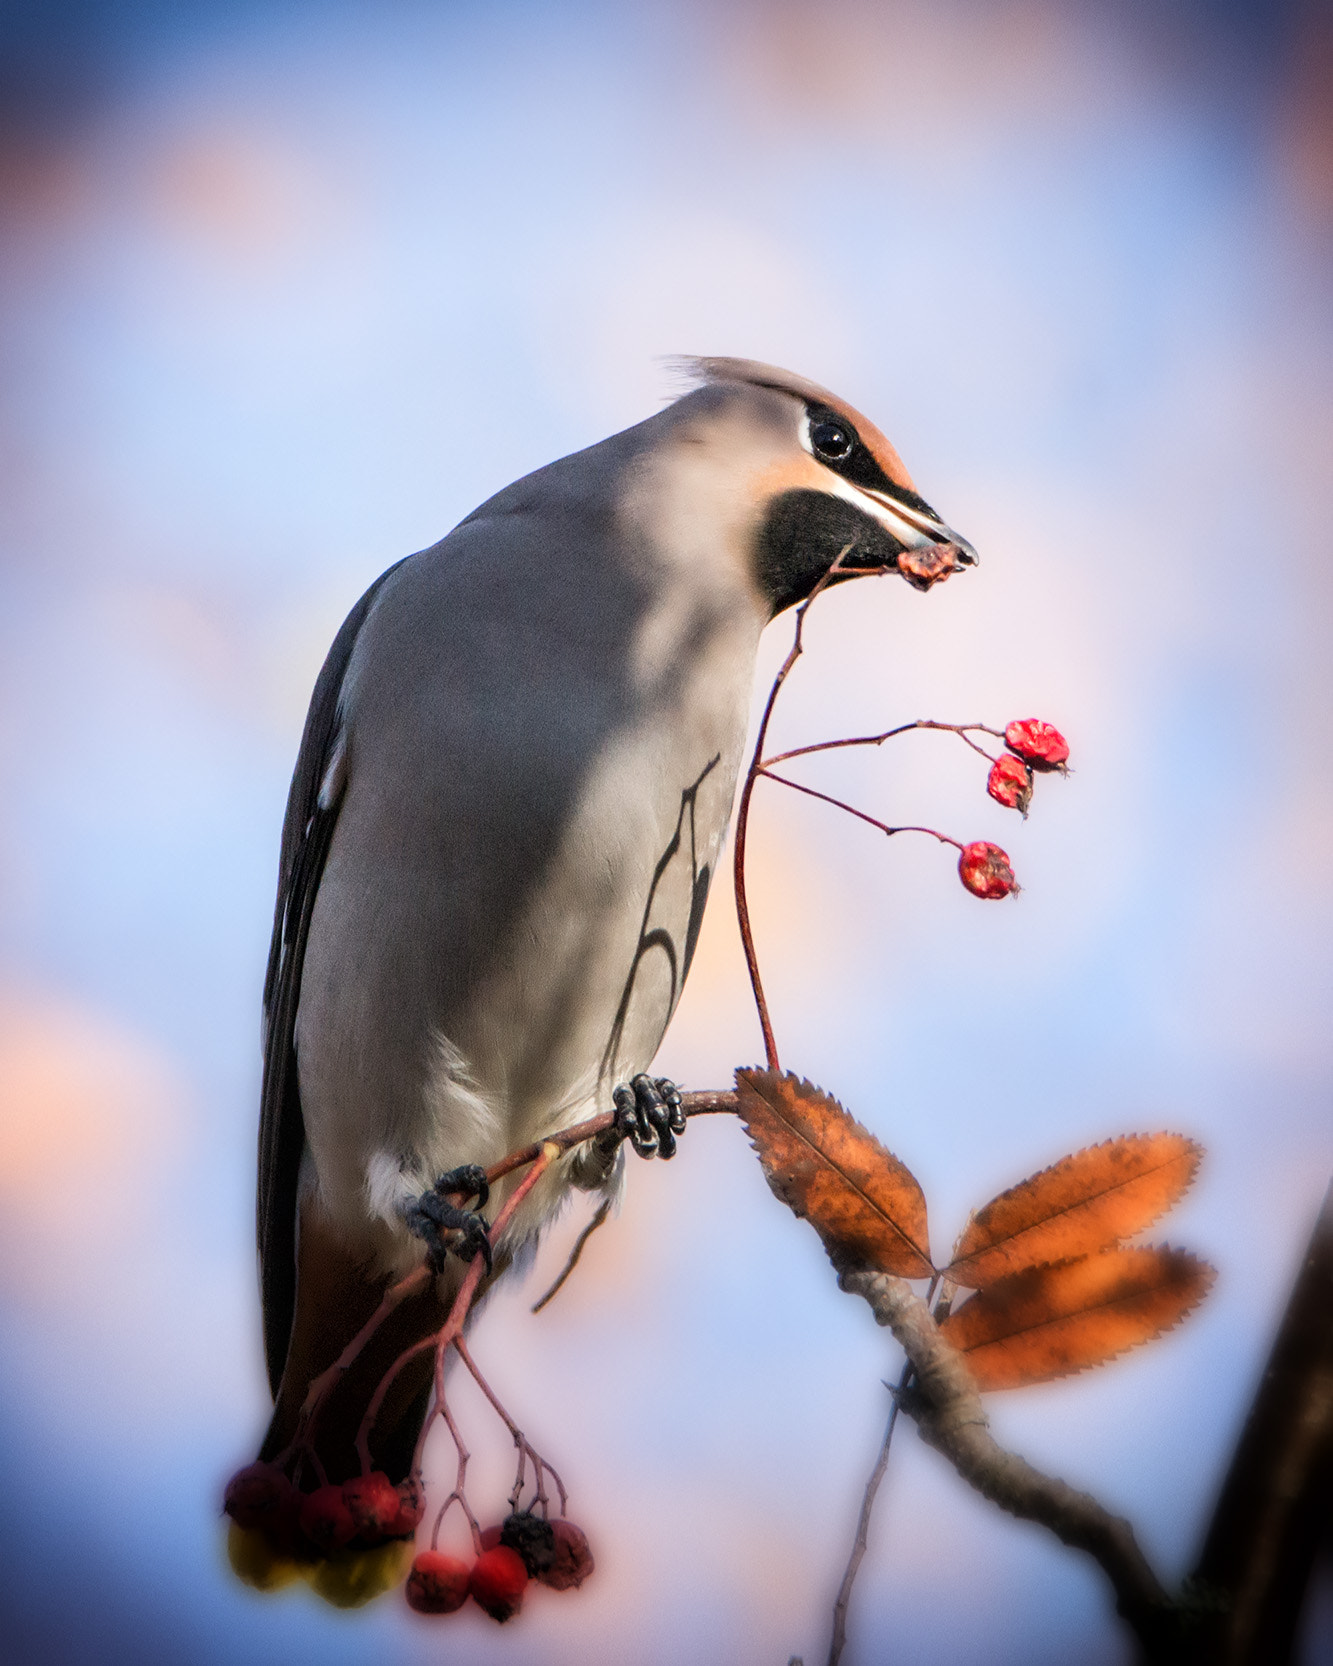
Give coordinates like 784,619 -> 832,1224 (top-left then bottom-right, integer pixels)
1004,718 -> 1069,771
540,1519 -> 595,1591
223,1462 -> 296,1533
405,1550 -> 471,1615
342,1472 -> 402,1542
958,841 -> 1018,899
299,1485 -> 356,1553
986,753 -> 1033,815
389,1476 -> 426,1537
500,1510 -> 555,1575
897,543 -> 962,590
478,1524 -> 502,1552
469,1545 -> 528,1622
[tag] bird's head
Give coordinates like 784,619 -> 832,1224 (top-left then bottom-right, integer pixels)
659,357 -> 977,617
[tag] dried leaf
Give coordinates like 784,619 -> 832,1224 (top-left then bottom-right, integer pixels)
946,1133 -> 1202,1288
939,1246 -> 1214,1391
736,1068 -> 932,1277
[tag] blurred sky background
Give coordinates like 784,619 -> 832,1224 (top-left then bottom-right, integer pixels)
1,0 -> 1331,1662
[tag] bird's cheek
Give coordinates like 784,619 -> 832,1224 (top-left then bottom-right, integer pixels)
753,488 -> 899,615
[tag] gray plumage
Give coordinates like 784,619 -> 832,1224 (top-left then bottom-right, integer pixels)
255,360 -> 973,1480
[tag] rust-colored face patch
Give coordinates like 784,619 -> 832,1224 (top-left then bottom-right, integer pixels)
682,356 -> 917,492
806,390 -> 916,493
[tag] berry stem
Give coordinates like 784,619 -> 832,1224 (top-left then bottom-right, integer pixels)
733,546 -> 857,1074
426,1391 -> 482,1554
758,769 -> 964,852
764,719 -> 1004,771
456,1333 -> 569,1517
355,1143 -> 561,1474
277,1262 -> 433,1467
530,1195 -> 613,1314
271,1098 -> 739,1480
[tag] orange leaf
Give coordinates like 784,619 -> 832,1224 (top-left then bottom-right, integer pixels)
736,1068 -> 932,1277
945,1133 -> 1202,1288
939,1246 -> 1214,1391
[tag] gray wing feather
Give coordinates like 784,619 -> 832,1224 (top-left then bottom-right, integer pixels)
257,557 -> 407,1394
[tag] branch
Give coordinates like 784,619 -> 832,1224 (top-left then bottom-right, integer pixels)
764,719 -> 1004,771
1193,1180 -> 1333,1663
758,770 -> 963,851
827,1362 -> 907,1666
733,547 -> 860,1074
483,1089 -> 738,1184
531,1196 -> 613,1313
835,1262 -> 1179,1659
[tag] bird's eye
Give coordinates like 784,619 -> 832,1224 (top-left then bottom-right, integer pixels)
811,421 -> 854,461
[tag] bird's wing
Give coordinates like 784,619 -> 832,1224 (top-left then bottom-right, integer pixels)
258,558 -> 407,1395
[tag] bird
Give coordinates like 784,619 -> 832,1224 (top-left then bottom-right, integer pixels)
253,356 -> 976,1492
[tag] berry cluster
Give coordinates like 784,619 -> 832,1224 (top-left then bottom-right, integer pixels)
224,1463 -> 423,1561
960,718 -> 1070,898
224,1143 -> 595,1618
406,1512 -> 594,1623
755,714 -> 1069,905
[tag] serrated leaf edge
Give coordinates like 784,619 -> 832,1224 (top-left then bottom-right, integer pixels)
945,1132 -> 1203,1283
737,1067 -> 933,1273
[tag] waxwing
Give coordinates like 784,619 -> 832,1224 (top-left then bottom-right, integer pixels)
254,357 -> 976,1482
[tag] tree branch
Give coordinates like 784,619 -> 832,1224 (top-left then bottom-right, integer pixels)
1193,1180 -> 1333,1664
835,1263 -> 1178,1659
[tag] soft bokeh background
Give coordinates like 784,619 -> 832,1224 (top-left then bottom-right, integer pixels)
2,1 -> 1331,1661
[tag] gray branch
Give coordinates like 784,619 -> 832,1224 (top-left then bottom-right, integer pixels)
835,1263 -> 1180,1659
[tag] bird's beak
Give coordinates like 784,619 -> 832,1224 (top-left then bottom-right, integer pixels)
818,479 -> 976,590
858,485 -> 979,571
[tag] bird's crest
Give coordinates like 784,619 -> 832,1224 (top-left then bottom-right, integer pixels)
666,356 -> 915,491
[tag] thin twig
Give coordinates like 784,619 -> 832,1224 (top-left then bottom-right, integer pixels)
277,1262 -> 432,1465
733,547 -> 856,1073
356,1144 -> 560,1473
828,1272 -> 938,1666
759,770 -> 964,851
455,1333 -> 569,1516
836,1263 -> 1177,1657
827,1365 -> 907,1666
765,720 -> 1004,771
276,1099 -> 743,1479
484,1090 -> 737,1185
531,1196 -> 613,1313
427,1394 -> 482,1553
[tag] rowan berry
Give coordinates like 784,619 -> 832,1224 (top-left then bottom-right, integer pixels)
958,841 -> 1018,899
223,1463 -> 296,1533
342,1472 -> 402,1541
1004,718 -> 1069,770
389,1476 -> 425,1537
299,1484 -> 356,1553
469,1544 -> 528,1622
405,1550 -> 471,1615
986,753 -> 1033,815
540,1519 -> 595,1591
500,1510 -> 555,1576
898,543 -> 959,590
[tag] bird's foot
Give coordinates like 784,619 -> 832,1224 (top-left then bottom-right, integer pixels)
403,1164 -> 493,1274
601,1073 -> 686,1161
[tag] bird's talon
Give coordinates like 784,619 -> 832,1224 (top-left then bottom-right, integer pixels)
403,1183 -> 494,1273
610,1073 -> 686,1161
432,1162 -> 490,1212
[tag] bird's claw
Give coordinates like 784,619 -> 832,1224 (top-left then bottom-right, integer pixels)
431,1163 -> 490,1212
609,1073 -> 686,1160
404,1164 -> 493,1274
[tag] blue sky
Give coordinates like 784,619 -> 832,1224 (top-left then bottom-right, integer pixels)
1,1 -> 1330,1661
